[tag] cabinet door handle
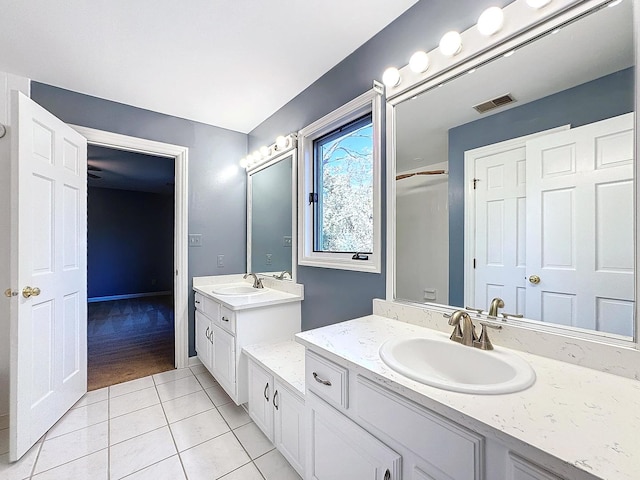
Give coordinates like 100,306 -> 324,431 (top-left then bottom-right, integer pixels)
221,316 -> 230,322
384,468 -> 391,480
205,326 -> 210,340
195,300 -> 201,305
273,390 -> 279,410
312,372 -> 332,386
264,382 -> 269,401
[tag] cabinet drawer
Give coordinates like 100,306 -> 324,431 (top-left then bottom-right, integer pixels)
195,292 -> 220,319
356,376 -> 483,480
306,351 -> 348,410
218,305 -> 236,334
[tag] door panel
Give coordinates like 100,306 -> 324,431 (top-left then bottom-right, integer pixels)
10,92 -> 87,461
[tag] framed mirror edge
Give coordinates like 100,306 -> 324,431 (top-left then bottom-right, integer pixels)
384,0 -> 640,349
246,146 -> 298,282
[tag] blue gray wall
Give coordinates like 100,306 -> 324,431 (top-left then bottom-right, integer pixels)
31,82 -> 247,356
88,187 -> 174,299
249,0 -> 513,331
447,67 -> 635,306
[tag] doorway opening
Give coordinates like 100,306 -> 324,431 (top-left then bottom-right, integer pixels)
87,145 -> 176,390
72,125 -> 190,390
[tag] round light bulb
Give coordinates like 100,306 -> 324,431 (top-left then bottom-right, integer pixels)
239,157 -> 249,168
275,135 -> 288,150
477,7 -> 504,36
382,67 -> 401,87
526,0 -> 552,8
252,150 -> 261,161
259,146 -> 270,157
409,51 -> 430,73
439,31 -> 462,57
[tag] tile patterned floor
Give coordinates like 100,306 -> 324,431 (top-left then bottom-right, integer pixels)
0,366 -> 302,480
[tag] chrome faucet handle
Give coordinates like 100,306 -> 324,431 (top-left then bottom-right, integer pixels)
465,306 -> 484,315
474,322 -> 502,350
500,312 -> 523,319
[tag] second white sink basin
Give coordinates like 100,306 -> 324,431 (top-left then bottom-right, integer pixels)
379,336 -> 535,395
211,284 -> 268,296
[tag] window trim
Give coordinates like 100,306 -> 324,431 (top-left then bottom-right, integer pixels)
298,84 -> 383,273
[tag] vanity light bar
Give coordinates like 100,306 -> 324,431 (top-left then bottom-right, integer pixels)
381,0 -> 575,94
240,133 -> 297,171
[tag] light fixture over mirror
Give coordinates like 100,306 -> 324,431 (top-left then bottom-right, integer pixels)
387,0 -> 637,344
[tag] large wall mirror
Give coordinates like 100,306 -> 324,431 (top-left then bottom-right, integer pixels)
390,0 -> 637,342
247,149 -> 297,279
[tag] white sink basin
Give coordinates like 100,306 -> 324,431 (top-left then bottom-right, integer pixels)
379,336 -> 535,394
210,284 -> 268,296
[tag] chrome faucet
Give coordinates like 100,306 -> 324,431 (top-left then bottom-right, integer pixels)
447,310 -> 478,347
275,271 -> 291,280
243,273 -> 264,289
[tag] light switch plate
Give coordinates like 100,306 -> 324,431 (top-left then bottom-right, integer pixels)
188,234 -> 202,247
283,236 -> 292,247
266,253 -> 273,265
217,255 -> 224,267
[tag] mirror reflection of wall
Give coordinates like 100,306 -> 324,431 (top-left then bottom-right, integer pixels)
249,155 -> 293,275
394,0 -> 635,340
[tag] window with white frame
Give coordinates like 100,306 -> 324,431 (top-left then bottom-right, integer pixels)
298,85 -> 383,273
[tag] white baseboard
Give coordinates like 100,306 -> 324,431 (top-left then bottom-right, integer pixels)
88,291 -> 172,303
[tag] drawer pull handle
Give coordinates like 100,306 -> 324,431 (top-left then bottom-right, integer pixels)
313,372 -> 332,386
221,316 -> 230,322
264,382 -> 270,401
205,326 -> 210,340
384,468 -> 391,480
273,390 -> 279,410
195,300 -> 200,304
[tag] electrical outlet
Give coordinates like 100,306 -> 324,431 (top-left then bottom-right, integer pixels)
188,234 -> 202,247
283,236 -> 292,247
217,254 -> 224,267
266,253 -> 273,265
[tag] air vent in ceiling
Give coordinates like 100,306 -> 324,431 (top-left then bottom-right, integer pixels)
473,93 -> 516,114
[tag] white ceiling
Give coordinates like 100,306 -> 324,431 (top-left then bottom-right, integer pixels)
0,0 -> 419,133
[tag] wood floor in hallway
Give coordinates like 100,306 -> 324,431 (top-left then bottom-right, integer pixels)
87,295 -> 175,391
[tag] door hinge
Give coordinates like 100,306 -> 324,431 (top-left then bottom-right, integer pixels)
473,178 -> 479,190
473,258 -> 476,269
308,192 -> 318,204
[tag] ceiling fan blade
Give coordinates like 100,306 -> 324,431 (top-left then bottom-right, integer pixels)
88,173 -> 102,179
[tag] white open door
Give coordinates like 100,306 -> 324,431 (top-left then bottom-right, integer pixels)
525,113 -> 634,335
9,92 -> 87,461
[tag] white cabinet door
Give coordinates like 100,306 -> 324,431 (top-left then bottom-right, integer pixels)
195,311 -> 211,370
248,360 -> 274,441
307,393 -> 401,480
274,380 -> 305,476
507,453 -> 562,480
212,324 -> 236,392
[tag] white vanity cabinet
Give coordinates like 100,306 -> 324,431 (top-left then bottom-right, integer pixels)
247,358 -> 306,476
194,290 -> 301,405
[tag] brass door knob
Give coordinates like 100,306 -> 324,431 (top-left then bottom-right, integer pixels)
528,275 -> 541,285
22,286 -> 41,298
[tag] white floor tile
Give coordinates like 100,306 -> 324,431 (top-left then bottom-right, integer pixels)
218,462 -> 264,480
0,441 -> 41,480
110,387 -> 160,418
0,416 -> 8,430
218,403 -> 251,430
254,449 -> 302,480
170,409 -> 229,452
205,384 -> 234,407
152,368 -> 193,386
195,371 -> 217,389
31,449 -> 108,480
233,422 -> 275,459
72,388 -> 109,409
47,400 -> 108,439
110,404 -> 167,445
109,377 -> 155,398
180,432 -> 250,480
0,428 -> 8,456
189,364 -> 207,375
162,390 -> 214,424
121,455 -> 186,480
109,426 -> 176,480
35,422 -> 108,474
156,376 -> 202,402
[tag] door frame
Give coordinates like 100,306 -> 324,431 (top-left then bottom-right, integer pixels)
71,125 -> 189,369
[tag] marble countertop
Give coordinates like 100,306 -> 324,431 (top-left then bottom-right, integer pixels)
242,341 -> 306,396
296,315 -> 640,480
193,284 -> 302,311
